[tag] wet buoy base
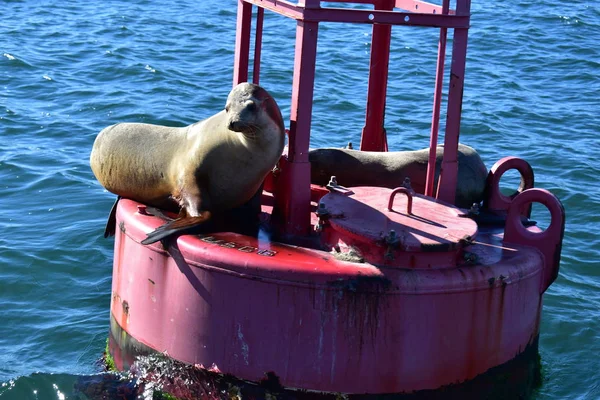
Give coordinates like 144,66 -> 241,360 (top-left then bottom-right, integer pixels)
108,317 -> 542,400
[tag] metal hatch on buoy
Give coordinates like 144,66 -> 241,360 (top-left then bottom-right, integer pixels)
316,177 -> 478,269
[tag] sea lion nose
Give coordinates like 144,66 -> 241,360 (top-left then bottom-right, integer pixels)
228,120 -> 235,131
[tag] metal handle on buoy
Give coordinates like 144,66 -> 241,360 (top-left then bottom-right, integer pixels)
388,187 -> 413,214
484,156 -> 535,217
503,188 -> 565,294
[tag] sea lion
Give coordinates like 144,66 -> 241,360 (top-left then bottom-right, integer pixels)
309,143 -> 488,208
90,82 -> 285,244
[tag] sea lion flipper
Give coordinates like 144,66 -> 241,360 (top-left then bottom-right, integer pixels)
103,196 -> 121,238
141,211 -> 212,245
143,206 -> 175,222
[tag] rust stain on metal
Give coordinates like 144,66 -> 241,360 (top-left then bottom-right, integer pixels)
276,285 -> 280,307
328,274 -> 391,293
465,290 -> 479,378
494,277 -> 508,361
499,274 -> 508,288
326,275 -> 392,352
257,371 -> 284,392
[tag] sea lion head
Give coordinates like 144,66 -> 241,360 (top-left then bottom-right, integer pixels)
225,82 -> 285,138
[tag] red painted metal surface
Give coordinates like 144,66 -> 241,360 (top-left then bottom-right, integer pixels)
504,188 -> 565,292
252,7 -> 264,84
235,0 -> 471,236
359,0 -> 393,152
104,0 -> 567,396
272,17 -> 318,236
485,156 -> 535,217
318,186 -> 478,268
393,0 -> 455,15
244,0 -> 469,27
425,0 -> 450,197
109,198 -> 553,394
387,187 -> 413,213
233,0 -> 252,85
436,0 -> 471,205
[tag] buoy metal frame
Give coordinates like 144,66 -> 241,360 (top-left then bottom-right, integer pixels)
234,0 -> 471,237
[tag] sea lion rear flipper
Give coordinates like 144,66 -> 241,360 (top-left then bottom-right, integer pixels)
103,196 -> 121,238
141,211 -> 212,245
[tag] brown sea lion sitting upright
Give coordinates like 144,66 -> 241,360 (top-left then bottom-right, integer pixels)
309,143 -> 488,208
90,82 -> 285,245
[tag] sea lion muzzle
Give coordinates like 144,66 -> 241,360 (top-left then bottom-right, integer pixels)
228,119 -> 242,132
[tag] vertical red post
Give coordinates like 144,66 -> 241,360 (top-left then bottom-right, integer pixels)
252,7 -> 264,84
359,0 -> 394,152
274,10 -> 319,236
288,18 -> 318,165
233,0 -> 253,86
436,0 -> 471,204
424,0 -> 450,198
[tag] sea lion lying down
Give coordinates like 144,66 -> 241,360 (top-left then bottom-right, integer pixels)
309,143 -> 488,208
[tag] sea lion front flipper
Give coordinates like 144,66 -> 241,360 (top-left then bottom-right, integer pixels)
140,211 -> 212,245
143,206 -> 175,222
103,196 -> 121,238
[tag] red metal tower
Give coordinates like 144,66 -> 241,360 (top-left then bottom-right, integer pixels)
233,0 -> 471,237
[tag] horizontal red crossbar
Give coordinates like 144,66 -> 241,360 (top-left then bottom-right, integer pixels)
303,9 -> 467,26
242,0 -> 466,28
322,0 -> 456,16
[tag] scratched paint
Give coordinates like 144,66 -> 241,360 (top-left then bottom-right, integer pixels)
236,323 -> 250,366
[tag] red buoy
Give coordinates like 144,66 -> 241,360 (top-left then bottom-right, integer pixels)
104,1 -> 566,397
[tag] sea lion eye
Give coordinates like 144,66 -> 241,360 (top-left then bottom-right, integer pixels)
247,102 -> 256,112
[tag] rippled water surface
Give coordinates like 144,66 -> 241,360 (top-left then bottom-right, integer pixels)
1,1 -> 599,399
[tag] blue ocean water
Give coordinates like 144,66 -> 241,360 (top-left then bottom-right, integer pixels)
1,1 -> 599,399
